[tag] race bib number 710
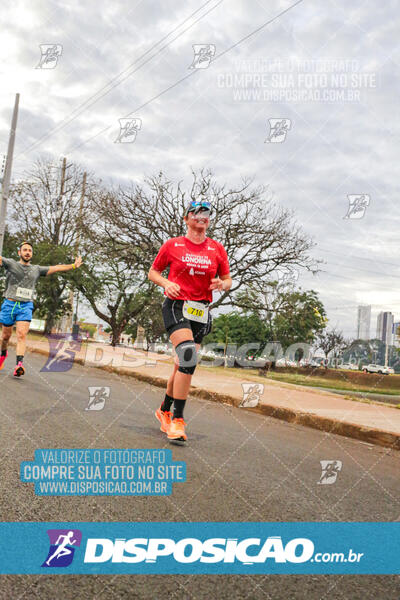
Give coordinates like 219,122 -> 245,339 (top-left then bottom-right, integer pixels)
182,301 -> 209,323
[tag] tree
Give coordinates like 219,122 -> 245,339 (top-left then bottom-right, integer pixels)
235,282 -> 327,348
0,228 -> 20,297
72,243 -> 159,346
7,158 -> 90,332
204,312 -> 271,349
124,289 -> 166,345
272,290 -> 327,348
316,328 -> 347,366
89,169 -> 319,310
78,321 -> 97,338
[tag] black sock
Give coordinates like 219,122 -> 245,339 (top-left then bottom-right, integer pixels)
1,349 -> 7,357
161,394 -> 174,412
16,355 -> 24,364
173,399 -> 186,420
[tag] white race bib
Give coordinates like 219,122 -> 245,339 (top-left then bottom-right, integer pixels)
16,287 -> 33,300
183,300 -> 209,324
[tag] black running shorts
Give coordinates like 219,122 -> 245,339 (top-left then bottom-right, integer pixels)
162,298 -> 212,343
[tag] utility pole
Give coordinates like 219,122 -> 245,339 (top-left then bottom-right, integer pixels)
0,93 -> 20,254
65,171 -> 86,334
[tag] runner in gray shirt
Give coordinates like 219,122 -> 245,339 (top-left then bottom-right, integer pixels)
0,241 -> 82,377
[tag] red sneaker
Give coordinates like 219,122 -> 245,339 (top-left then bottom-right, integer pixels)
13,362 -> 25,377
155,407 -> 172,433
0,351 -> 8,371
167,418 -> 187,442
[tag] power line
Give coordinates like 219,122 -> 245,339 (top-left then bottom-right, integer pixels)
19,0 -> 224,157
321,261 -> 400,280
67,0 -> 306,153
318,246 -> 400,270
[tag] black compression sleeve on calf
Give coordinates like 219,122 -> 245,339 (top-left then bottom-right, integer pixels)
1,349 -> 7,357
173,399 -> 186,420
161,393 -> 174,412
16,355 -> 24,364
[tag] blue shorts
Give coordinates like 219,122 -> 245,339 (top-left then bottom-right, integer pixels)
0,299 -> 34,326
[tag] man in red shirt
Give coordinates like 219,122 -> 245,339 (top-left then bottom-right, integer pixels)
148,200 -> 232,443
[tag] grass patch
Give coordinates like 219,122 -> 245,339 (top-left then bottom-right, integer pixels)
198,363 -> 400,396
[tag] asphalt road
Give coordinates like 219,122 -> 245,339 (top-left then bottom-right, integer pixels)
0,350 -> 399,599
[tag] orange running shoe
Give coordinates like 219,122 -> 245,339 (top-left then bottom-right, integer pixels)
0,351 -> 7,371
155,408 -> 172,433
167,418 -> 187,442
13,362 -> 25,377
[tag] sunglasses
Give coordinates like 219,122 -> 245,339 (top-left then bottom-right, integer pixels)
186,200 -> 213,216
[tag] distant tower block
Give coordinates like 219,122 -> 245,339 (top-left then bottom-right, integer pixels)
357,305 -> 371,340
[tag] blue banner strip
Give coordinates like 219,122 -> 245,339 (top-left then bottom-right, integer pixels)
0,522 -> 398,574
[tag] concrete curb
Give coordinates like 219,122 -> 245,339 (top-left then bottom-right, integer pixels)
17,342 -> 400,451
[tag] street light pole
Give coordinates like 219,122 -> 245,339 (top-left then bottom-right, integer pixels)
65,171 -> 86,333
0,93 -> 20,254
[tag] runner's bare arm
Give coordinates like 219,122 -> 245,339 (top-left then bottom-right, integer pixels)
46,255 -> 83,276
148,267 -> 181,298
209,274 -> 232,291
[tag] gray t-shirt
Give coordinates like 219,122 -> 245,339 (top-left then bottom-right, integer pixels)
1,258 -> 49,302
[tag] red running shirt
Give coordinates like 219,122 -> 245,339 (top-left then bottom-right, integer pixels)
151,236 -> 230,302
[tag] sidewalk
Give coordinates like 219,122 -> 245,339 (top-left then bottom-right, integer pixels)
13,337 -> 400,450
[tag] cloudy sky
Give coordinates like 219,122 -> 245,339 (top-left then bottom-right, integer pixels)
1,0 -> 399,338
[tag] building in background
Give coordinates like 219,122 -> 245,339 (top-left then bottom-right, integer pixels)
392,321 -> 400,347
376,311 -> 394,345
356,305 -> 371,340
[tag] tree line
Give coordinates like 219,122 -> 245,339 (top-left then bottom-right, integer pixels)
2,157 -> 334,347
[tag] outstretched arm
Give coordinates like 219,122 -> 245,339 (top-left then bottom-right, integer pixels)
0,256 -> 10,269
46,256 -> 82,276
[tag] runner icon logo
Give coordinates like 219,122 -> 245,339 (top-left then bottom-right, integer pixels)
42,529 -> 82,568
265,118 -> 291,143
41,334 -> 82,373
343,194 -> 370,219
317,460 -> 342,485
115,118 -> 142,143
86,386 -> 110,411
240,383 -> 264,408
189,44 -> 216,69
36,44 -> 63,69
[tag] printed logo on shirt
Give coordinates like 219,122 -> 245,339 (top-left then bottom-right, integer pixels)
181,254 -> 212,266
174,243 -> 184,247
207,246 -> 216,251
189,268 -> 194,276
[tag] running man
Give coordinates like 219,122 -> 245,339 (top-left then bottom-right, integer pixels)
0,241 -> 82,376
45,531 -> 77,566
148,200 -> 232,443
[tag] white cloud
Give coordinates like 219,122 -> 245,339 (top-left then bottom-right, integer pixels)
1,0 -> 399,338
